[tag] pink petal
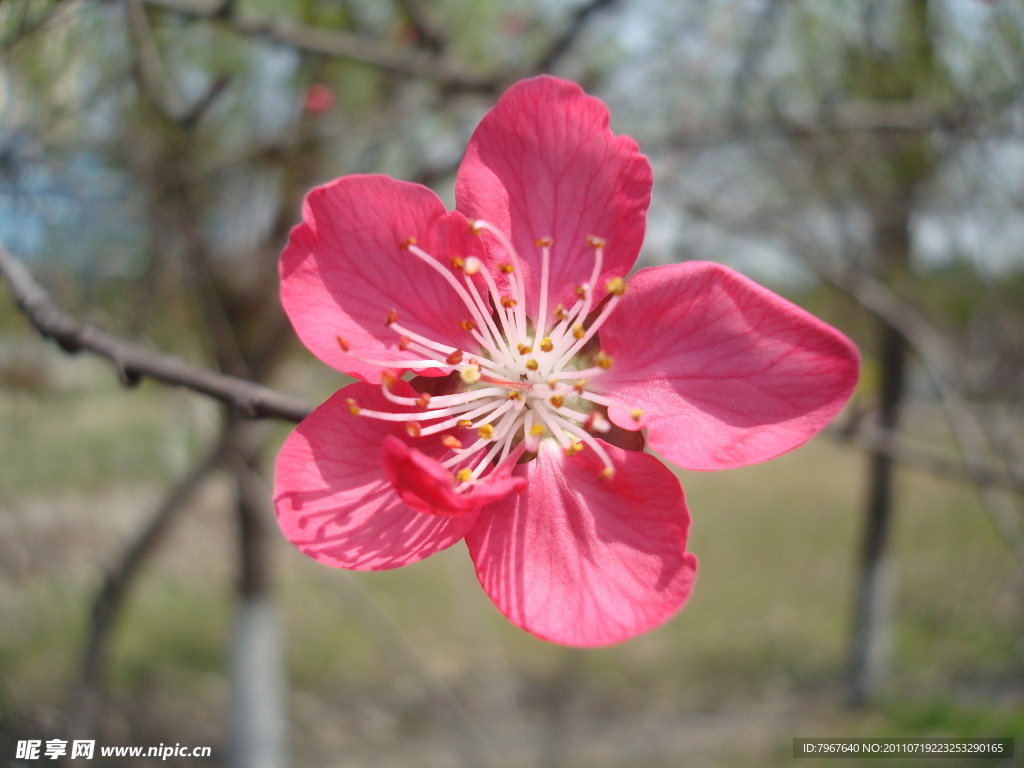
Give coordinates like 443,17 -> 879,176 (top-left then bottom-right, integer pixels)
466,441 -> 698,647
455,76 -> 652,328
280,175 -> 485,383
381,436 -> 525,516
595,262 -> 860,470
273,380 -> 483,570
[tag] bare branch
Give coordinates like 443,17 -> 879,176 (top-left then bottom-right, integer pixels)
535,0 -> 619,73
0,247 -> 314,423
124,0 -> 189,121
68,437 -> 228,736
826,419 -> 1024,494
395,0 -> 446,53
139,0 -> 498,92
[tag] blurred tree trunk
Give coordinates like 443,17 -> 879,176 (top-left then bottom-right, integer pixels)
849,206 -> 911,705
841,0 -> 944,705
229,435 -> 288,768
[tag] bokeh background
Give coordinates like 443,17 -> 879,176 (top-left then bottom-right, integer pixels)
2,0 -> 1023,766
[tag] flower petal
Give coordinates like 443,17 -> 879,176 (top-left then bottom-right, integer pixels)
466,440 -> 697,647
595,262 -> 860,470
273,381 -> 482,570
381,436 -> 525,516
280,175 -> 485,383
455,76 -> 652,329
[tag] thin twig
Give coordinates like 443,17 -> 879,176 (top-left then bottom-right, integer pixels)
534,0 -> 619,73
139,0 -> 498,92
68,437 -> 229,736
0,247 -> 314,422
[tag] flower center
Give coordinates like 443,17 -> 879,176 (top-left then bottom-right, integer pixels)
336,221 -> 644,490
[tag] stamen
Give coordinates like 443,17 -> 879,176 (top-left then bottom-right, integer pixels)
535,237 -> 553,342
418,400 -> 509,437
531,402 -> 572,449
552,290 -> 624,372
404,243 -> 499,348
577,391 -> 645,423
348,401 -> 480,423
556,418 -> 615,477
442,435 -> 463,449
470,220 -> 528,339
468,410 -> 523,480
380,384 -> 505,409
405,422 -> 421,437
389,320 -> 456,357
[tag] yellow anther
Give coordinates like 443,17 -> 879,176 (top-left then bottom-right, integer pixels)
517,343 -> 533,355
606,277 -> 626,296
478,424 -> 494,440
535,236 -> 554,247
508,391 -> 523,401
572,441 -> 584,453
398,336 -> 412,351
575,284 -> 586,298
498,263 -> 514,274
442,435 -> 462,450
587,234 -> 606,248
631,408 -> 644,423
572,324 -> 585,339
345,398 -> 360,415
415,393 -> 431,409
446,349 -> 464,365
381,371 -> 397,389
457,419 -> 473,428
405,422 -> 421,437
463,257 -> 482,275
456,468 -> 473,482
385,308 -> 398,325
450,256 -> 465,270
596,351 -> 613,370
574,379 -> 587,392
501,296 -> 517,308
600,467 -> 615,480
539,337 -> 553,352
530,424 -> 546,436
400,236 -> 417,249
336,336 -> 350,352
469,221 -> 484,235
460,318 -> 477,332
549,394 -> 565,408
554,304 -> 568,321
461,363 -> 481,384
525,359 -> 539,371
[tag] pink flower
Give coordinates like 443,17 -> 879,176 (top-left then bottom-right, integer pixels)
274,76 -> 859,646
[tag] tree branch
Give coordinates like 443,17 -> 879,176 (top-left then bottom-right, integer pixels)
139,0 -> 498,92
0,247 -> 313,423
535,0 -> 619,73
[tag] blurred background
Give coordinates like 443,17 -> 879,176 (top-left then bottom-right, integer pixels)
1,0 -> 1023,766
